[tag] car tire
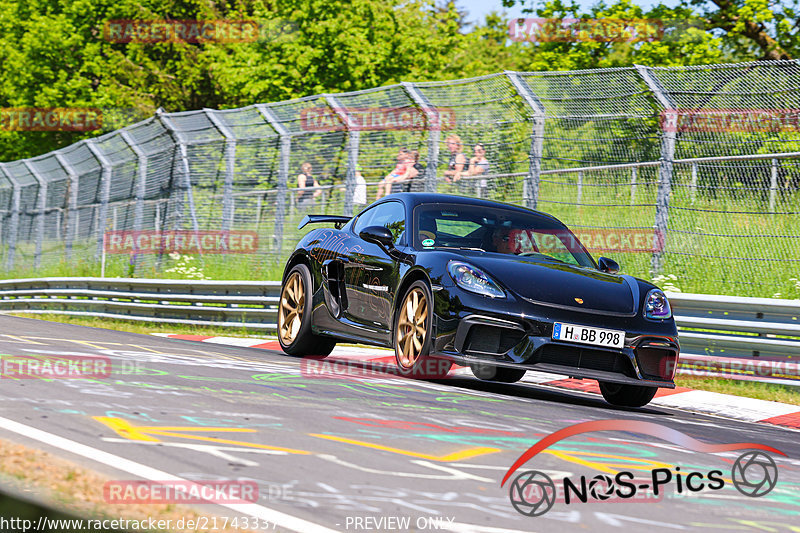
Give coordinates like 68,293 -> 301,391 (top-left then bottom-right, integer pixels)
598,381 -> 658,407
278,263 -> 336,357
469,363 -> 526,383
394,280 -> 452,379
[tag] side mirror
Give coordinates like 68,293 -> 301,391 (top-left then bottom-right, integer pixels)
359,226 -> 395,248
598,257 -> 620,274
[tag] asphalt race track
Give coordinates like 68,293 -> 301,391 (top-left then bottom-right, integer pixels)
0,315 -> 798,532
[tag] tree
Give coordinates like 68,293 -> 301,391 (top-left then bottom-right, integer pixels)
501,0 -> 798,60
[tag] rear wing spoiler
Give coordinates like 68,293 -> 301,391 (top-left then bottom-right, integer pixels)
298,214 -> 353,230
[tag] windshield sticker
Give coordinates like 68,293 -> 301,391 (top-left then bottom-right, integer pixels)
422,239 -> 435,247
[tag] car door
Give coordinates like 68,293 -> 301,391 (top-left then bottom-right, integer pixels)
345,200 -> 406,332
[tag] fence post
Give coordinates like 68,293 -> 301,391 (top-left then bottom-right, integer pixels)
769,158 -> 778,212
636,65 -> 676,276
22,161 -> 48,269
204,109 -> 237,230
402,82 -> 440,193
54,153 -> 80,260
84,141 -> 113,261
157,110 -> 200,232
119,130 -> 147,234
506,71 -> 546,210
630,166 -> 637,205
690,162 -> 698,204
325,95 -> 359,216
256,104 -> 290,254
0,164 -> 20,270
577,171 -> 583,204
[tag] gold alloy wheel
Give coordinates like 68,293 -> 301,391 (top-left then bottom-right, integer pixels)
396,287 -> 428,369
279,272 -> 304,345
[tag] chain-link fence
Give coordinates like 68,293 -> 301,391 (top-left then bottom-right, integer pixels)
1,60 -> 798,297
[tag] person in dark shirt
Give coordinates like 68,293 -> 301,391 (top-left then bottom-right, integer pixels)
296,162 -> 321,210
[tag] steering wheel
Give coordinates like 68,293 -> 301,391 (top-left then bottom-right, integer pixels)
518,252 -> 549,259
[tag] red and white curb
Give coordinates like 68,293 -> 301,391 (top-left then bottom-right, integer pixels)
155,334 -> 800,431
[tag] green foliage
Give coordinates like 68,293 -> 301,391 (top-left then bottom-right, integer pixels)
1,0 -> 794,162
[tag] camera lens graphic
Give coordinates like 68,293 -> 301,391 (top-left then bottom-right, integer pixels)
509,470 -> 556,516
731,451 -> 778,497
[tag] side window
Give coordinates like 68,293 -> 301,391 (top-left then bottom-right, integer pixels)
355,201 -> 406,244
352,207 -> 376,235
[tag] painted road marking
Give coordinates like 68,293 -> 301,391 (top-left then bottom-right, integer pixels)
0,334 -> 47,345
309,433 -> 501,462
94,417 -> 311,455
0,415 -> 338,533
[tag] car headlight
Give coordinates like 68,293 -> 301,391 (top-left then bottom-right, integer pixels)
644,289 -> 671,320
447,261 -> 505,298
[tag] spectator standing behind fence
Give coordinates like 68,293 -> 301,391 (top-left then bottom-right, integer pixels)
296,162 -> 321,210
468,143 -> 490,197
376,149 -> 411,199
391,150 -> 424,194
353,165 -> 367,210
443,135 -> 467,183
404,150 -> 425,192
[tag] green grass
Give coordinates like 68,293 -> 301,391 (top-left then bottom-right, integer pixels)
675,375 -> 800,405
1,176 -> 798,298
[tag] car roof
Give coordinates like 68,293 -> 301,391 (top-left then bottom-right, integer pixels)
384,192 -> 563,224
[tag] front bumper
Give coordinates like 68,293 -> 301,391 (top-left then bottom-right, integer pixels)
431,288 -> 679,388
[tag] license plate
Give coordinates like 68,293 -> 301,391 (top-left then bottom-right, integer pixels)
552,322 -> 625,348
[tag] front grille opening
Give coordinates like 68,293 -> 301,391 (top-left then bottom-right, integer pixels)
536,344 -> 634,377
463,325 -> 525,356
637,347 -> 676,380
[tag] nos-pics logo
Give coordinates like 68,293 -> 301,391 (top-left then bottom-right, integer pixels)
502,420 -> 783,517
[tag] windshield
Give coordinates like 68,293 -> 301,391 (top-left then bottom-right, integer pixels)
413,203 -> 595,268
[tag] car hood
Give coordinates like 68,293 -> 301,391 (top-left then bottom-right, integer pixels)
454,252 -> 637,315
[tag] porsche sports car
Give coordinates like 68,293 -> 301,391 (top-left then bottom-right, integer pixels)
278,193 -> 679,407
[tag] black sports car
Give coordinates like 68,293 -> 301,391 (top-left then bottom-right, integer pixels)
278,193 -> 679,407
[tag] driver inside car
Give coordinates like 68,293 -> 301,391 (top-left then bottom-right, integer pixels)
491,227 -> 540,255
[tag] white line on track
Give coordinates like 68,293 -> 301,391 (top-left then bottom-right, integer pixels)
0,415 -> 338,533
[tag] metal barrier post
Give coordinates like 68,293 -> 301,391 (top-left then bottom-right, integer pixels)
325,95 -> 358,216
0,164 -> 20,270
630,166 -> 637,205
636,65 -> 676,276
119,131 -> 147,235
84,141 -> 113,260
204,109 -> 237,230
22,161 -> 48,269
54,153 -> 79,260
769,158 -> 778,212
256,104 -> 290,253
157,110 -> 200,232
506,72 -> 546,210
402,82 -> 440,193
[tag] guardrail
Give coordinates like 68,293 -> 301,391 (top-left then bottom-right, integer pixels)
0,277 -> 280,329
0,278 -> 797,384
